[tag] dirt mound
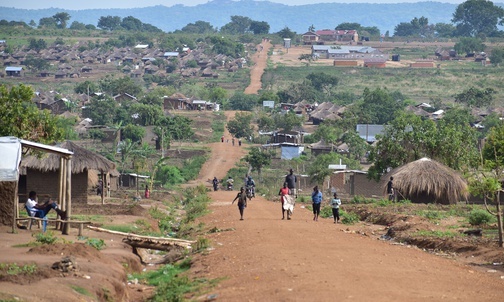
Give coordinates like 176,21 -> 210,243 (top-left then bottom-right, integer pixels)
73,203 -> 148,216
0,265 -> 60,285
28,243 -> 105,261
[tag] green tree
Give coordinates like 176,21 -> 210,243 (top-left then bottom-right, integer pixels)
24,55 -> 49,71
356,88 -> 405,124
469,123 -> 504,247
434,23 -> 456,37
99,75 -> 143,97
28,38 -> 47,53
82,96 -> 118,125
69,21 -> 86,30
454,37 -> 485,55
228,92 -> 258,111
452,0 -> 504,37
341,130 -> 369,161
311,122 -> 342,150
38,17 -> 57,29
164,115 -> 194,140
220,15 -> 252,34
0,84 -> 64,143
453,87 -> 496,107
209,87 -> 228,103
249,21 -> 270,35
273,111 -> 304,132
227,112 -> 254,139
244,147 -> 271,179
52,12 -> 70,29
257,114 -> 275,132
489,48 -> 504,66
97,15 -> 122,31
276,26 -> 297,40
129,103 -> 164,126
306,72 -> 339,94
74,80 -> 99,95
120,16 -> 143,31
179,20 -> 216,33
122,124 -> 145,143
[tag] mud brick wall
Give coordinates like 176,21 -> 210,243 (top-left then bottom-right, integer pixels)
26,169 -> 89,204
329,173 -> 385,198
0,182 -> 16,225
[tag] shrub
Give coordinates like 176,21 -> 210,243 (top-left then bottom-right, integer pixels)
468,209 -> 495,226
341,211 -> 359,225
319,205 -> 333,218
34,231 -> 57,244
350,195 -> 374,204
85,238 -> 106,250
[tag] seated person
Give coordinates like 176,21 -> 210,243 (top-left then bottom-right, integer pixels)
25,191 -> 66,219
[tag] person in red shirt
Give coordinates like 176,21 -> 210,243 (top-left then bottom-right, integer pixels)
279,182 -> 290,220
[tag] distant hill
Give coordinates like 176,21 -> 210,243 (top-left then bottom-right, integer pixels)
0,0 -> 503,34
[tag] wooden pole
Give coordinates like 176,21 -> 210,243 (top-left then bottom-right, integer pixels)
63,157 -> 72,235
59,157 -> 65,209
101,171 -> 105,205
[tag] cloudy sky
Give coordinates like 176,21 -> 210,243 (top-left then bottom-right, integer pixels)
0,0 -> 467,10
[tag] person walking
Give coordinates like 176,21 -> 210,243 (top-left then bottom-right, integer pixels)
285,169 -> 297,197
311,186 -> 322,221
330,193 -> 341,223
232,138 -> 235,146
232,187 -> 248,220
387,176 -> 394,201
279,182 -> 291,220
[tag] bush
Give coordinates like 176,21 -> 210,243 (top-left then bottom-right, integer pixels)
85,238 -> 106,250
468,209 -> 495,226
350,195 -> 374,204
34,231 -> 57,244
319,205 -> 333,218
341,211 -> 360,225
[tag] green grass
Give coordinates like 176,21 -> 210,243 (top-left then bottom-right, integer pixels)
413,230 -> 461,238
264,62 -> 504,104
70,285 -> 95,298
0,263 -> 37,276
132,258 -> 220,302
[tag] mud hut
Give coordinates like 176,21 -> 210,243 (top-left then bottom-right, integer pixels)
21,141 -> 116,204
385,158 -> 468,204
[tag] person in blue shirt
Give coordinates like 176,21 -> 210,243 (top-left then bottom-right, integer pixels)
311,186 -> 322,221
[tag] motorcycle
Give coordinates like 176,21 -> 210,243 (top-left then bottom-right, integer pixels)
246,186 -> 254,200
227,182 -> 234,191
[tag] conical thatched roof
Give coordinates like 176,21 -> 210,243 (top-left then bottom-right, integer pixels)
385,158 -> 467,204
21,141 -> 116,174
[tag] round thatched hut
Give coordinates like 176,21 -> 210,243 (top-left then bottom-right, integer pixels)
20,141 -> 116,203
384,158 -> 468,204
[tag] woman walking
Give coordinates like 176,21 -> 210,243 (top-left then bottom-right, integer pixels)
311,186 -> 322,221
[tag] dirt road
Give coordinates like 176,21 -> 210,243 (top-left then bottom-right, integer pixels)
189,45 -> 504,301
244,40 -> 271,94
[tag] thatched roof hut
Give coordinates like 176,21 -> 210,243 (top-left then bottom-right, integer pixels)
21,141 -> 115,173
20,141 -> 116,203
385,158 -> 468,204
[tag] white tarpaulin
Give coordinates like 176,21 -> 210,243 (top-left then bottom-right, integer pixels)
0,137 -> 22,181
281,146 -> 304,160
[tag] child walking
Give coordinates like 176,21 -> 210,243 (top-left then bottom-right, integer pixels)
232,187 -> 248,220
330,193 -> 341,223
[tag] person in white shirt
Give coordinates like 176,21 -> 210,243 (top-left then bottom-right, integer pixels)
25,191 -> 65,219
330,193 -> 341,224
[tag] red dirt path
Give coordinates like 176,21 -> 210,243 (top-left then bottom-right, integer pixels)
187,43 -> 504,301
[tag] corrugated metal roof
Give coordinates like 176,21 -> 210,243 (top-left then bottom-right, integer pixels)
5,66 -> 22,71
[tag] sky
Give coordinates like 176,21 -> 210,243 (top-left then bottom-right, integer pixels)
0,0 -> 468,10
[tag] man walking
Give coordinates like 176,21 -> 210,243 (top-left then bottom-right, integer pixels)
285,169 -> 297,197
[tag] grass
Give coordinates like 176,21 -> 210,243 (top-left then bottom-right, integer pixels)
132,258 -> 220,302
413,230 -> 461,238
263,61 -> 504,104
70,285 -> 95,298
0,263 -> 37,276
